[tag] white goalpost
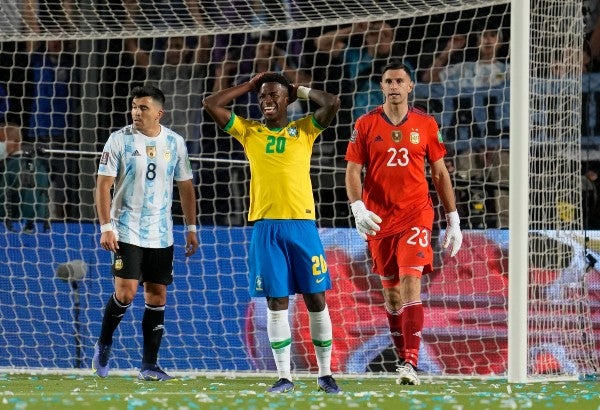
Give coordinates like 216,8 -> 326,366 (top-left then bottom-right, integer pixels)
507,0 -> 530,384
0,0 -> 599,382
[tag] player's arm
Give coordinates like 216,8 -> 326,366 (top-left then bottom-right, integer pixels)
295,85 -> 340,128
177,179 -> 199,257
345,160 -> 364,204
430,157 -> 462,256
95,174 -> 119,253
430,157 -> 457,214
345,160 -> 381,240
202,72 -> 267,129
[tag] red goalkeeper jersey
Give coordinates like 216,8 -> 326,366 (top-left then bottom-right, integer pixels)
345,106 -> 447,237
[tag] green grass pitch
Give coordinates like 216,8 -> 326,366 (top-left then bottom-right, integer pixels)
1,373 -> 599,409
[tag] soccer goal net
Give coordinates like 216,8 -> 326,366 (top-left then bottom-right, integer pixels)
0,0 -> 598,380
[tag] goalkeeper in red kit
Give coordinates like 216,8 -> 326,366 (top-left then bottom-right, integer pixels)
344,60 -> 462,385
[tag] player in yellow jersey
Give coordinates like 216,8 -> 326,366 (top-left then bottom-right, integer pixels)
203,72 -> 341,393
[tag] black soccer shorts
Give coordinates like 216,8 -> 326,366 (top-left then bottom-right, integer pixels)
111,241 -> 174,285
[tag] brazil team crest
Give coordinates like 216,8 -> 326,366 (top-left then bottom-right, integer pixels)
288,126 -> 298,138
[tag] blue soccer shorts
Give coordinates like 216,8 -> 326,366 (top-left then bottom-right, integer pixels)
248,219 -> 331,298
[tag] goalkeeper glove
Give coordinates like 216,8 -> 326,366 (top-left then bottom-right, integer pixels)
443,210 -> 463,257
350,200 -> 382,241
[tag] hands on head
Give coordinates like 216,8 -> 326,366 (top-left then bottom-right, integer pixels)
249,71 -> 299,103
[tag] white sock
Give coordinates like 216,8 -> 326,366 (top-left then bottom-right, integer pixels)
267,308 -> 292,380
308,305 -> 333,377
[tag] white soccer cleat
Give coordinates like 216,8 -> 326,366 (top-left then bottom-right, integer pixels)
396,362 -> 421,386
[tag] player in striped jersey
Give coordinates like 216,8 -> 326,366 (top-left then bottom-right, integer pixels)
203,72 -> 342,394
345,60 -> 463,386
92,85 -> 199,381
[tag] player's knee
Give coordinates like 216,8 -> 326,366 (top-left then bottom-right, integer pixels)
114,291 -> 135,305
267,296 -> 290,311
382,285 -> 403,310
303,292 -> 326,312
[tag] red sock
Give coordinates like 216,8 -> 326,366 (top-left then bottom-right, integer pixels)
386,307 -> 404,361
401,302 -> 423,368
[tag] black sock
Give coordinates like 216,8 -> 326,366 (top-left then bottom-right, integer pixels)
99,293 -> 130,345
142,304 -> 165,365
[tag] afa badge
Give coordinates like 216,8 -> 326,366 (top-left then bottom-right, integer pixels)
146,145 -> 156,158
114,257 -> 123,271
410,131 -> 420,144
163,150 -> 171,161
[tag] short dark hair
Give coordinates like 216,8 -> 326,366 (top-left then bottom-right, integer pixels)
381,59 -> 415,82
131,84 -> 165,106
254,72 -> 293,96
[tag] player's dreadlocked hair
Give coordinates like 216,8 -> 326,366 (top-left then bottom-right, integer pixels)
254,72 -> 293,97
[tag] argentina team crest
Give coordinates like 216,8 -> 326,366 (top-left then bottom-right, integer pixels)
113,256 -> 123,271
392,130 -> 402,142
410,131 -> 420,144
163,150 -> 171,161
146,145 -> 156,158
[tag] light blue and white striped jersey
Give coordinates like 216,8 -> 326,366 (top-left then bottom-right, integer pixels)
98,124 -> 193,248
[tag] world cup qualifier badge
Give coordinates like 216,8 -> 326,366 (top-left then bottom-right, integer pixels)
392,130 -> 402,142
100,152 -> 109,165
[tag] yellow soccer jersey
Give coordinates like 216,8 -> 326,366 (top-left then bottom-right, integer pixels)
224,113 -> 324,221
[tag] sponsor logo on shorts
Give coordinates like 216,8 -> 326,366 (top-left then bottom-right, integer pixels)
255,275 -> 263,291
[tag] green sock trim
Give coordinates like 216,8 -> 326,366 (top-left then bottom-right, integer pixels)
312,339 -> 332,348
270,338 -> 292,350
